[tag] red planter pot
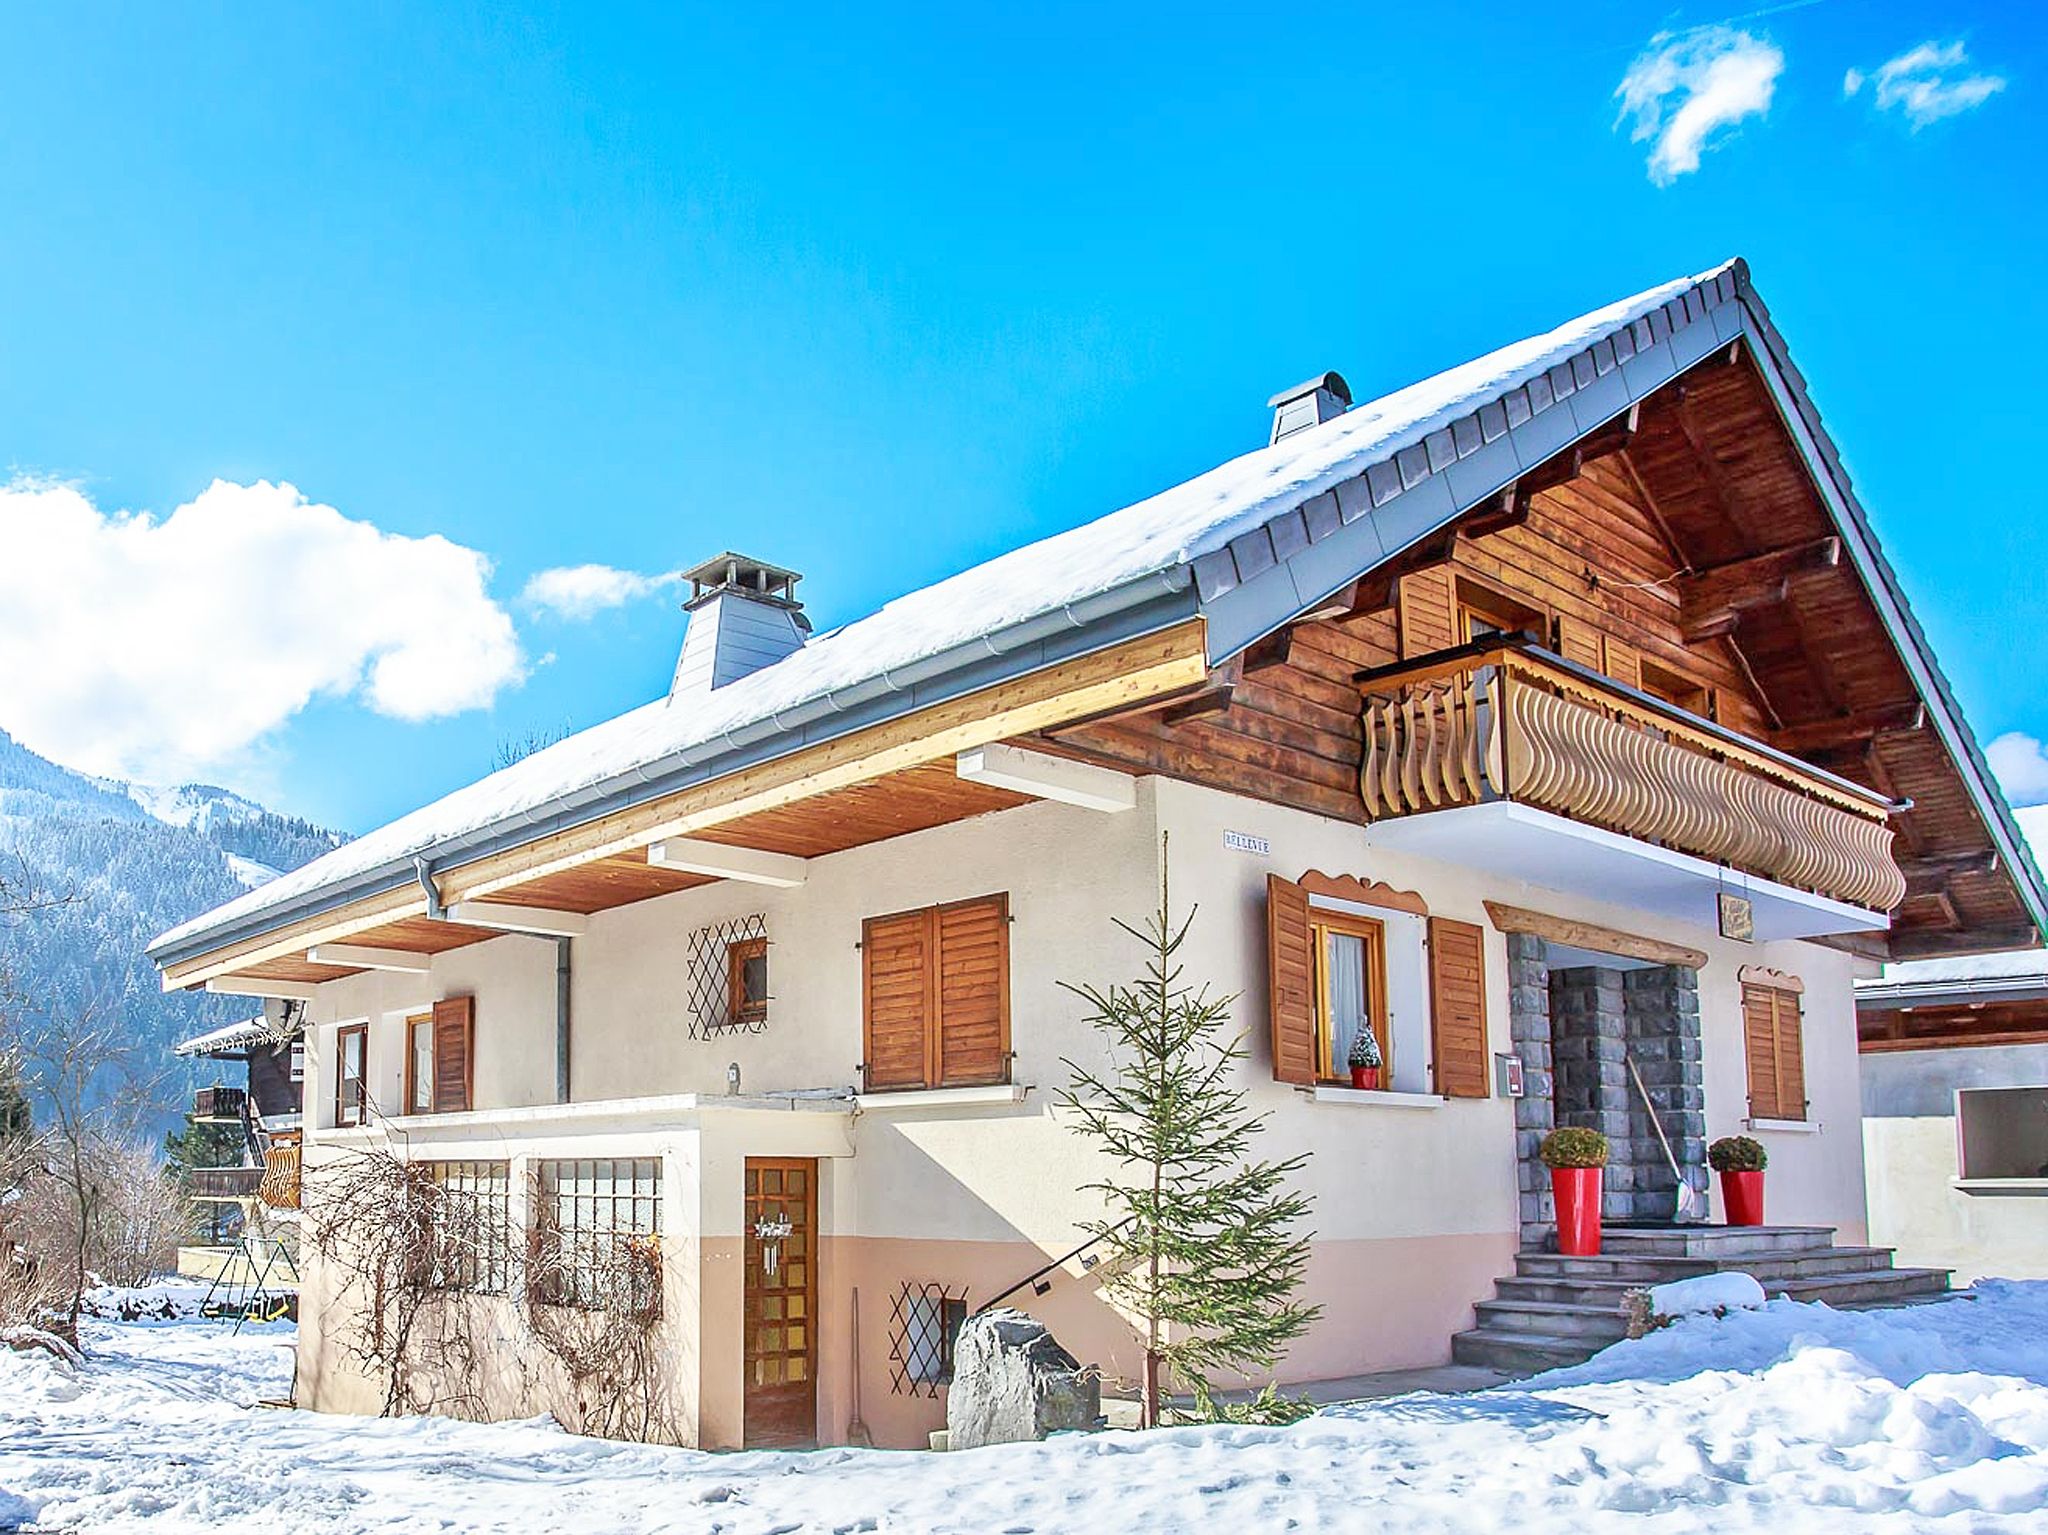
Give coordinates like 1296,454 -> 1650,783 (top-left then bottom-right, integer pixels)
1551,1166 -> 1603,1256
1350,1066 -> 1380,1090
1721,1168 -> 1765,1227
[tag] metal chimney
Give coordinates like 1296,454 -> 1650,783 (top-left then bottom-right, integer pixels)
1267,371 -> 1352,445
669,552 -> 811,698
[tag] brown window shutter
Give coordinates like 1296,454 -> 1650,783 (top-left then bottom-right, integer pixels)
1266,875 -> 1316,1085
935,894 -> 1010,1087
432,997 -> 474,1113
1553,615 -> 1602,671
1398,568 -> 1457,657
1602,636 -> 1641,691
863,909 -> 935,1091
1741,984 -> 1783,1120
1427,917 -> 1490,1098
1773,991 -> 1806,1121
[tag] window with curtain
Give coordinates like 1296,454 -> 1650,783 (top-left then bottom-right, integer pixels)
1312,913 -> 1388,1080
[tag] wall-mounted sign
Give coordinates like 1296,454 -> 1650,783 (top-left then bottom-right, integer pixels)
1717,891 -> 1755,942
1223,830 -> 1270,856
1495,1052 -> 1526,1099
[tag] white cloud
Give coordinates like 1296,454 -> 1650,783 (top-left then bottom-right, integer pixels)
521,563 -> 679,621
1615,27 -> 1785,186
1845,41 -> 2006,128
1987,731 -> 2048,808
0,476 -> 524,783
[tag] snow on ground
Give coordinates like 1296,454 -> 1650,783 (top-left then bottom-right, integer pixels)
5,1280 -> 2047,1533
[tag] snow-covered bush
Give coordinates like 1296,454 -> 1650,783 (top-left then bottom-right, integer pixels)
1346,1026 -> 1382,1072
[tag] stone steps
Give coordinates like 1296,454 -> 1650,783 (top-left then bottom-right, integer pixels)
1449,1225 -> 1954,1377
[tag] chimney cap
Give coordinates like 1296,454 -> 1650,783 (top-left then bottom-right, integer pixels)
1266,371 -> 1352,410
680,551 -> 804,613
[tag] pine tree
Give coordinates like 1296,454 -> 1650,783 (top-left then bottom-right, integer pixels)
0,1050 -> 29,1145
1059,838 -> 1320,1426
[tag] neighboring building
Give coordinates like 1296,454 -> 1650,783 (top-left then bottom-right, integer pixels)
147,260 -> 2045,1448
1857,952 -> 2048,1282
174,1004 -> 305,1280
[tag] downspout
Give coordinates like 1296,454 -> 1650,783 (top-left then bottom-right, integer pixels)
555,936 -> 573,1104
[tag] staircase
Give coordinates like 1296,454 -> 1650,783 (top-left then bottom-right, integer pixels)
1451,1225 -> 1952,1375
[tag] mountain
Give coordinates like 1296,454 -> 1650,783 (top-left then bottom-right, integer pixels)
0,728 -> 348,1106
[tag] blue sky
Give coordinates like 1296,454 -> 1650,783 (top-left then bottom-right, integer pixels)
0,2 -> 2042,832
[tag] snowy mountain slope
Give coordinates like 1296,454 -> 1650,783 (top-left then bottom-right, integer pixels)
0,728 -> 346,1102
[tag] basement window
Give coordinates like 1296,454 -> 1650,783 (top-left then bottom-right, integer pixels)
888,1280 -> 970,1396
1957,1086 -> 2048,1182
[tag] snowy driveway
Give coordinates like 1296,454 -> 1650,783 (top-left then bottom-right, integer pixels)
5,1283 -> 2048,1533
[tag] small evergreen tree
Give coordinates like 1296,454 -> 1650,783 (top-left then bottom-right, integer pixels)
1059,838 -> 1320,1426
0,1051 -> 30,1146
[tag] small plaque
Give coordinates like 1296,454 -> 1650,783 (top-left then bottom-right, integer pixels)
1718,891 -> 1755,943
1223,830 -> 1271,856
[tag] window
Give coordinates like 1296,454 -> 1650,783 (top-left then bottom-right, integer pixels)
728,936 -> 770,1028
530,1157 -> 662,1312
1957,1087 -> 2048,1181
1640,657 -> 1715,720
424,1160 -> 514,1294
404,998 -> 474,1116
1267,872 -> 1490,1098
888,1280 -> 970,1397
334,1023 -> 367,1127
861,893 -> 1011,1092
1458,579 -> 1544,645
1310,911 -> 1389,1082
1742,981 -> 1807,1122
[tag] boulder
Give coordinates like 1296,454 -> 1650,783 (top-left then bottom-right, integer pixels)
945,1308 -> 1099,1449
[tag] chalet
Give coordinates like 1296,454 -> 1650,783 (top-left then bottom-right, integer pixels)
148,260 -> 2046,1448
173,1005 -> 305,1279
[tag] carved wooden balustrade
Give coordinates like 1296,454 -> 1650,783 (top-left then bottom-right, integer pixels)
259,1141 -> 302,1211
1355,638 -> 1907,912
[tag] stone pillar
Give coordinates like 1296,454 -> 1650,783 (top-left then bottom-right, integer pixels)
1547,966 -> 1636,1223
1621,966 -> 1707,1220
1506,933 -> 1554,1248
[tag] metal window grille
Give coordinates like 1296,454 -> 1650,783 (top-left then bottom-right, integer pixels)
423,1160 -> 513,1294
683,915 -> 772,1039
530,1157 -> 662,1313
887,1280 -> 970,1396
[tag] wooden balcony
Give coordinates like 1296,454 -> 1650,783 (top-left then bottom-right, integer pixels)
188,1165 -> 263,1202
1356,637 -> 1905,917
192,1085 -> 246,1121
260,1142 -> 303,1211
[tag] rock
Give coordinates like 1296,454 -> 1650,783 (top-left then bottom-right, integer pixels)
945,1308 -> 1099,1450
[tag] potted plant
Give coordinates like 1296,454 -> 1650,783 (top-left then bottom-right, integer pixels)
1347,1025 -> 1383,1090
1709,1135 -> 1768,1227
1539,1126 -> 1609,1256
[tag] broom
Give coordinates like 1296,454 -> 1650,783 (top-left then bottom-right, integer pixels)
847,1286 -> 873,1446
1626,1051 -> 1705,1224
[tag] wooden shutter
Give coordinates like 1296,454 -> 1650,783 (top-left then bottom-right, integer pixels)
1427,917 -> 1490,1098
432,997 -> 474,1114
1398,568 -> 1457,657
863,909 -> 933,1091
1603,636 -> 1641,691
1266,875 -> 1316,1085
935,894 -> 1009,1086
1742,983 -> 1805,1121
1553,615 -> 1602,671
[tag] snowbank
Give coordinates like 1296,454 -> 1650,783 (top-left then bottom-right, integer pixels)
1645,1271 -> 1768,1321
3,1283 -> 2046,1532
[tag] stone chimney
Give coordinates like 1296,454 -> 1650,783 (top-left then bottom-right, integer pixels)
669,552 -> 810,697
1267,371 -> 1351,445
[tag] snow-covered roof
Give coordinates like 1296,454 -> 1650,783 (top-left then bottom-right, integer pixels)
174,1016 -> 292,1057
151,256 -> 2042,971
1856,948 -> 2048,1007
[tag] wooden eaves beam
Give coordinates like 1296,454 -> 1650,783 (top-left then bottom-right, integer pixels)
1677,537 -> 1841,643
1771,701 -> 1927,756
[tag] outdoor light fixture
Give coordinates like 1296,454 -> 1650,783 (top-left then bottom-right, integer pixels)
754,1212 -> 793,1277
726,1061 -> 742,1095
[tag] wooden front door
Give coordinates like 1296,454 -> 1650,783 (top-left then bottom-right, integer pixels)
743,1157 -> 818,1448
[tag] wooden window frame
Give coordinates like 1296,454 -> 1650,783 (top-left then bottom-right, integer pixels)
334,1023 -> 367,1127
1639,656 -> 1717,721
404,1011 -> 435,1116
1309,910 -> 1390,1083
728,936 -> 770,1028
860,892 -> 1012,1093
1742,981 -> 1807,1122
1456,575 -> 1546,645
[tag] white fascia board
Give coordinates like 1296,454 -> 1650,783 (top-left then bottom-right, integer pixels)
444,901 -> 590,938
305,943 -> 433,974
205,979 -> 322,1001
646,836 -> 809,887
956,743 -> 1137,813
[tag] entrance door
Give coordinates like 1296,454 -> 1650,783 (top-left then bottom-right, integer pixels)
743,1157 -> 818,1448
